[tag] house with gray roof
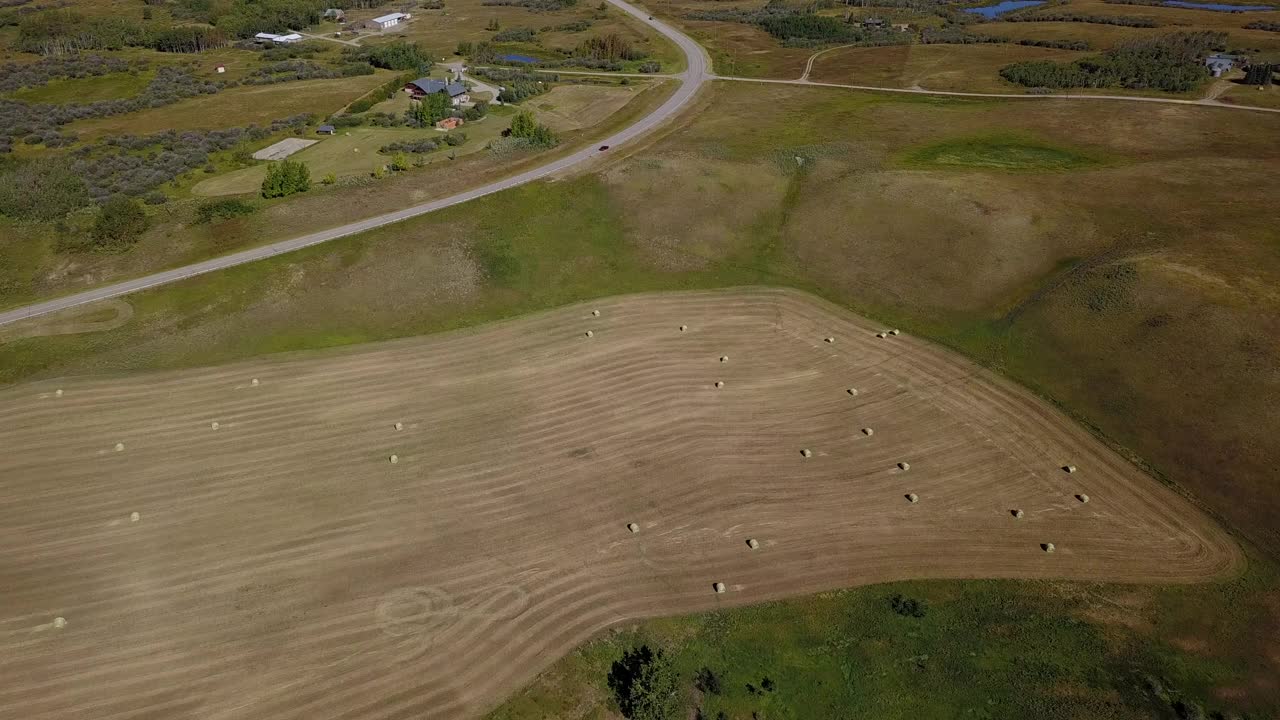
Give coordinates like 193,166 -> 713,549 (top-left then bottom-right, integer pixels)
404,78 -> 471,106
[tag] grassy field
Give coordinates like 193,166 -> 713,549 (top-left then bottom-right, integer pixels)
2,80 -> 1279,719
63,71 -> 395,140
4,69 -> 155,103
529,83 -> 644,131
808,43 -> 1089,92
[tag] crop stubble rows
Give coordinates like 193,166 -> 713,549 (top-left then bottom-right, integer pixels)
0,288 -> 1239,720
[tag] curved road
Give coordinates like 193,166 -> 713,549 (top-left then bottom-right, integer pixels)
0,0 -> 711,328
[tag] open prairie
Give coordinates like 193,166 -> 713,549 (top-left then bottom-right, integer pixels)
0,289 -> 1239,720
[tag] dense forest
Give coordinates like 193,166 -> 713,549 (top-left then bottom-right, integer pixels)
1000,31 -> 1227,92
687,0 -> 908,46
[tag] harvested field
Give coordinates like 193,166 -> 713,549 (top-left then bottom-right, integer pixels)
0,288 -> 1240,720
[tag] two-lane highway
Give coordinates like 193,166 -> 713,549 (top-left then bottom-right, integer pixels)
0,0 -> 710,328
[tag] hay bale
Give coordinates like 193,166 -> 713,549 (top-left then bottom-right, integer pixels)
714,381 -> 724,388
585,330 -> 594,338
389,454 -> 399,464
1077,493 -> 1090,503
847,388 -> 858,396
889,329 -> 900,336
801,448 -> 812,458
1042,542 -> 1056,553
53,617 -> 67,629
251,378 -> 260,387
1063,465 -> 1077,474
394,422 -> 403,431
592,310 -> 600,317
211,421 -> 220,430
679,325 -> 687,332
862,427 -> 874,436
627,522 -> 639,533
898,462 -> 910,471
747,538 -> 759,549
713,582 -> 726,594
876,332 -> 886,339
114,442 -> 125,452
720,355 -> 729,363
55,389 -> 64,397
906,493 -> 919,504
130,511 -> 140,522
824,337 -> 835,343
1012,509 -> 1024,519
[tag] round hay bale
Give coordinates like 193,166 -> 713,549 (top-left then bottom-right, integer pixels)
1077,493 -> 1090,503
585,330 -> 594,338
394,422 -> 403,431
906,493 -> 919,504
824,337 -> 835,343
747,538 -> 759,549
53,617 -> 67,629
889,329 -> 900,336
713,582 -> 726,594
801,448 -> 812,458
719,355 -> 729,363
862,427 -> 874,436
1012,509 -> 1024,519
55,389 -> 64,397
898,462 -> 910,471
679,325 -> 687,332
846,388 -> 858,396
591,310 -> 600,317
1042,542 -> 1056,553
1063,465 -> 1077,474
114,442 -> 125,452
211,421 -> 220,430
876,332 -> 886,339
627,522 -> 639,533
389,454 -> 399,464
714,381 -> 724,388
130,511 -> 141,522
251,378 -> 260,387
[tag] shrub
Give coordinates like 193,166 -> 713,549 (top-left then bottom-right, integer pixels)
345,41 -> 432,71
693,667 -> 722,695
260,159 -> 310,199
0,160 -> 89,220
194,198 -> 255,223
607,645 -> 680,720
638,61 -> 661,73
493,27 -> 536,42
91,194 -> 148,249
890,593 -> 928,618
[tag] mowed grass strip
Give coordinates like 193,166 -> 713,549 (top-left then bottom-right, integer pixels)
901,135 -> 1101,170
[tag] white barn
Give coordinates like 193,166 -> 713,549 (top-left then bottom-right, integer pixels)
369,12 -> 410,30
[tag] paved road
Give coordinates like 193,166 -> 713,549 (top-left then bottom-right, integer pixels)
0,0 -> 711,328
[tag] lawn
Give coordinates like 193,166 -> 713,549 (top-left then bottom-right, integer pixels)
4,69 -> 154,104
64,71 -> 394,140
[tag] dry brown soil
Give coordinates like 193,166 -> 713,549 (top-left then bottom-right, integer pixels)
0,288 -> 1240,720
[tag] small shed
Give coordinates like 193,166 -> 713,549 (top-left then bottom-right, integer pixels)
317,124 -> 336,135
436,117 -> 463,130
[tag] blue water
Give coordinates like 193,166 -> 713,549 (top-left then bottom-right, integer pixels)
498,53 -> 538,63
1161,0 -> 1275,10
963,0 -> 1046,17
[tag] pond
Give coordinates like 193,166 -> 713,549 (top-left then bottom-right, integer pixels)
498,54 -> 539,64
963,0 -> 1046,18
1160,0 -> 1275,9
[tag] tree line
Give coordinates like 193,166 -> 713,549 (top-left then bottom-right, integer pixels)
1000,11 -> 1160,27
1000,31 -> 1228,92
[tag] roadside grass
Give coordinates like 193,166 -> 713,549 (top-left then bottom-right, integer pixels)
808,43 -> 1088,92
489,554 -> 1280,720
4,69 -> 154,104
1220,82 -> 1280,109
899,134 -> 1101,170
529,83 -> 643,131
64,72 -> 394,140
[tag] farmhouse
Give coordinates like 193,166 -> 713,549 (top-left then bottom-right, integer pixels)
1205,53 -> 1240,77
405,78 -> 470,106
253,32 -> 303,44
862,17 -> 886,29
369,12 -> 410,30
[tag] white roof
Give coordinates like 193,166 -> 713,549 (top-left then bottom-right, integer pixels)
371,12 -> 408,23
275,33 -> 303,41
255,32 -> 281,40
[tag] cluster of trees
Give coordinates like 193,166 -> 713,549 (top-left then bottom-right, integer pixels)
1243,21 -> 1280,31
242,59 -> 373,85
499,79 -> 551,102
0,66 -> 223,151
607,646 -> 680,720
211,0 -> 326,40
1000,31 -> 1228,92
1000,11 -> 1159,27
687,1 -> 908,46
261,159 -> 310,199
508,110 -> 558,147
1244,62 -> 1275,85
921,27 -> 1089,50
0,53 -> 130,94
379,134 -> 465,154
90,195 -> 149,250
17,10 -> 230,55
347,71 -> 420,114
574,33 -> 647,60
408,91 -> 454,126
493,26 -> 537,42
344,41 -> 433,72
481,0 -> 578,9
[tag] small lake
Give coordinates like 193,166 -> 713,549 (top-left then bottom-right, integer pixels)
498,53 -> 539,64
963,0 -> 1046,18
1160,0 -> 1275,10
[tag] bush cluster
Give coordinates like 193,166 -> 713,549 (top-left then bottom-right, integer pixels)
481,0 -> 578,9
1001,11 -> 1159,27
1244,21 -> 1280,31
261,158 -> 310,199
507,109 -> 557,147
921,27 -> 1088,50
687,3 -> 909,47
0,53 -> 130,93
195,198 -> 256,224
493,26 -> 537,42
1000,31 -> 1227,92
344,41 -> 433,71
241,59 -> 373,85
